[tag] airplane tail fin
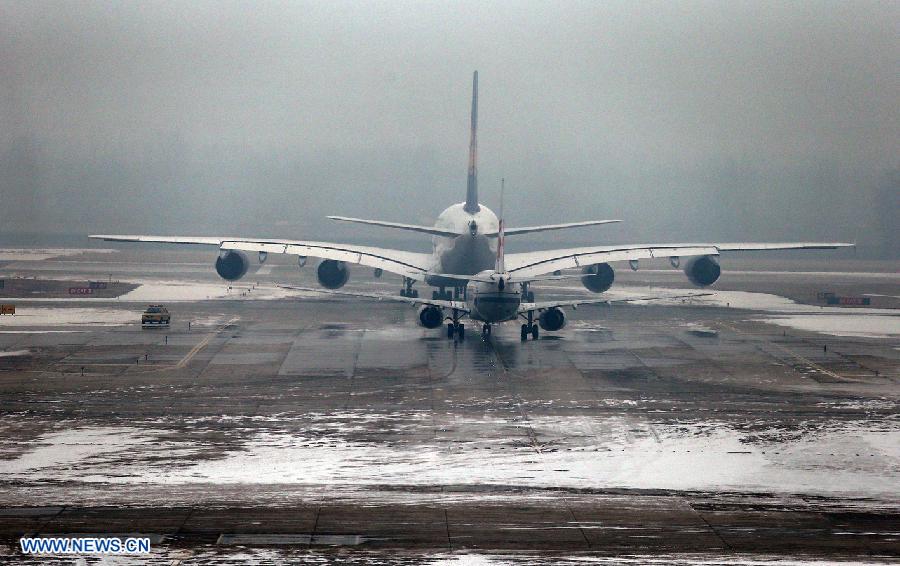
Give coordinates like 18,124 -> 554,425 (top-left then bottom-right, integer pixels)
496,178 -> 505,273
464,71 -> 480,214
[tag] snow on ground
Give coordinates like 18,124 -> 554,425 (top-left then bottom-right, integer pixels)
111,280 -> 319,302
2,417 -> 897,499
0,349 -> 30,357
760,314 -> 900,339
0,248 -> 116,261
0,307 -> 133,327
599,286 -> 900,339
0,280 -> 321,303
422,556 -> 893,566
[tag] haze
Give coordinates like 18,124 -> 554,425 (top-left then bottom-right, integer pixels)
1,1 -> 896,256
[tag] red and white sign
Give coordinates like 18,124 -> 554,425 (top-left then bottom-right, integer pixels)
68,287 -> 94,295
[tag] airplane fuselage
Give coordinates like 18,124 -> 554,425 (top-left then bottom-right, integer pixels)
425,202 -> 499,288
466,273 -> 521,323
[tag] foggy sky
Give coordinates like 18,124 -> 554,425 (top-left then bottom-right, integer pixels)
1,1 -> 897,256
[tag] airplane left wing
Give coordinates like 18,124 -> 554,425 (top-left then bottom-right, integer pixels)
89,235 -> 434,281
279,285 -> 469,312
505,242 -> 853,279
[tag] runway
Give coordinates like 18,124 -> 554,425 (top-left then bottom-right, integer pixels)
0,248 -> 897,563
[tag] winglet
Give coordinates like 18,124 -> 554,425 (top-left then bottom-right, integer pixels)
464,71 -> 480,214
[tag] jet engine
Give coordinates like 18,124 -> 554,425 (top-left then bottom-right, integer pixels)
215,250 -> 250,281
418,305 -> 444,329
317,260 -> 349,289
538,307 -> 566,331
581,263 -> 615,293
683,255 -> 721,287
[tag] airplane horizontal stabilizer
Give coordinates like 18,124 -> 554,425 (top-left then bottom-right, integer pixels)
493,219 -> 622,236
327,216 -> 460,238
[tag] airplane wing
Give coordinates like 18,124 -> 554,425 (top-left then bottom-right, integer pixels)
518,292 -> 713,314
89,235 -> 434,281
327,216 -> 459,238
279,285 -> 469,312
488,219 -> 622,237
505,242 -> 853,279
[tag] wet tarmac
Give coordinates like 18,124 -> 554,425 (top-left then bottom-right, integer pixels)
0,249 -> 897,563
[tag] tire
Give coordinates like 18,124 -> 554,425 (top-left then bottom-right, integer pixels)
531,325 -> 539,340
447,323 -> 455,339
457,324 -> 465,340
521,324 -> 528,341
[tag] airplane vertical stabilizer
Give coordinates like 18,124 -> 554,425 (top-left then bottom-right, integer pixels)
496,178 -> 505,273
464,71 -> 480,214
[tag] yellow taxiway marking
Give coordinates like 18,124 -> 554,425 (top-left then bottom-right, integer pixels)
716,321 -> 853,382
174,317 -> 239,369
54,317 -> 240,375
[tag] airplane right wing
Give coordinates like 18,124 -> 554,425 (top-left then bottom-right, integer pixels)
89,234 -> 434,281
505,242 -> 853,279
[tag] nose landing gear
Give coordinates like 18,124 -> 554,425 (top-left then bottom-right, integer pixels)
481,324 -> 492,338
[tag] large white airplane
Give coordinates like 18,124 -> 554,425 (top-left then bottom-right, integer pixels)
283,192 -> 710,340
92,71 -> 852,336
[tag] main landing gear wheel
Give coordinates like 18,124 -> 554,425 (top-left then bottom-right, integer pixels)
447,322 -> 465,340
521,323 -> 539,341
401,278 -> 418,298
521,324 -> 529,341
531,325 -> 539,340
433,289 -> 452,300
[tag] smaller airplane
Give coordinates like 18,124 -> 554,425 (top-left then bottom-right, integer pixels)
283,182 -> 708,341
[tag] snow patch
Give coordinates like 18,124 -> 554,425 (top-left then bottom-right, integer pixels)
0,307 -> 134,327
0,248 -> 116,261
759,314 -> 900,339
0,349 -> 30,357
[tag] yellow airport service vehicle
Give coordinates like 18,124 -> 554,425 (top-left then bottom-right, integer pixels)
141,305 -> 170,327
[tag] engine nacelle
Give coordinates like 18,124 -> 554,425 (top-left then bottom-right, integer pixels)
581,263 -> 615,293
418,305 -> 444,329
683,255 -> 721,287
215,250 -> 250,281
317,259 -> 349,289
538,307 -> 567,331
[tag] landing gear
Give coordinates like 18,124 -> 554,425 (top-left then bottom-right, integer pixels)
447,322 -> 465,339
520,323 -> 539,340
520,310 -> 539,341
481,324 -> 492,338
401,277 -> 418,298
432,287 -> 453,300
520,282 -> 535,303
